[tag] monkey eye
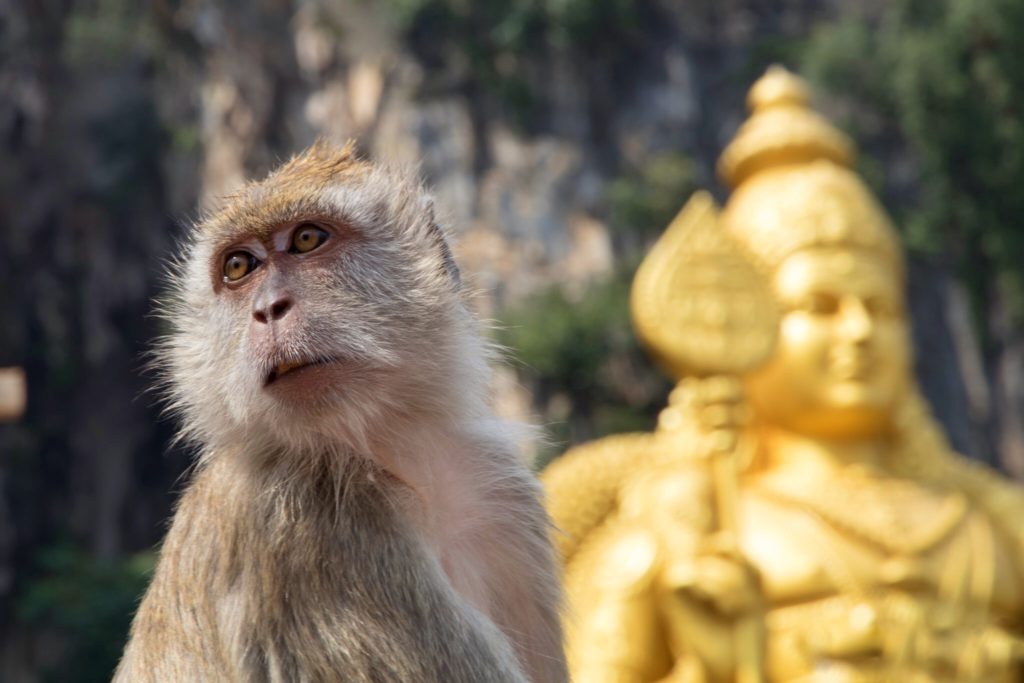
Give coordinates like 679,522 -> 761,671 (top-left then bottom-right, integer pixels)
223,251 -> 260,282
290,224 -> 330,254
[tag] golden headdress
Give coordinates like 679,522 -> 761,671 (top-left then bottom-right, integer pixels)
719,69 -> 1024,563
719,66 -> 904,279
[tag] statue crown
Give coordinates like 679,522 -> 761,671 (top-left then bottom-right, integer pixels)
718,65 -> 855,188
718,66 -> 903,278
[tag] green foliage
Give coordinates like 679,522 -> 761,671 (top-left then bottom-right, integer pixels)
499,266 -> 670,457
17,542 -> 155,683
502,269 -> 632,381
381,0 -> 642,126
170,124 -> 202,154
543,0 -> 640,48
386,0 -> 638,49
62,0 -> 159,68
500,151 -> 696,451
606,152 -> 698,239
802,0 -> 1024,326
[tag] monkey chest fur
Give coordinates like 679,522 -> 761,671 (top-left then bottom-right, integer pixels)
115,457 -> 525,683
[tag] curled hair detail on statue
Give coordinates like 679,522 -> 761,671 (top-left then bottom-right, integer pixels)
723,164 -> 904,280
718,66 -> 903,280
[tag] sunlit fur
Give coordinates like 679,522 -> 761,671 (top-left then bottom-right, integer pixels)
115,143 -> 566,683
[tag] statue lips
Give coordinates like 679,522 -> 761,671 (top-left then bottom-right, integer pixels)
829,348 -> 872,383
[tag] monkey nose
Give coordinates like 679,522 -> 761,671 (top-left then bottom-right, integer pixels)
252,295 -> 293,324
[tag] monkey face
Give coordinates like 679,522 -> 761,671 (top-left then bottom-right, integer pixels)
158,145 -> 477,454
217,220 -> 376,394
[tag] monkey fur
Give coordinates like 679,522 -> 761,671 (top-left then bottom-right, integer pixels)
114,143 -> 566,683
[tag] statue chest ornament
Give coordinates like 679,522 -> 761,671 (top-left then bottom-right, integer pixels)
747,468 -> 971,570
733,478 -> 1024,682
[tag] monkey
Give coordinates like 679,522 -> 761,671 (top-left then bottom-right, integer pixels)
113,142 -> 567,683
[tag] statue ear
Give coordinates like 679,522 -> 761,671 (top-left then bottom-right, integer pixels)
422,197 -> 461,288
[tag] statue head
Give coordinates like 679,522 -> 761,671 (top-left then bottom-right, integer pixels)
719,67 -> 912,440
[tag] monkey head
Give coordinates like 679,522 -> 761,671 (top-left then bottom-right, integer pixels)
159,142 -> 478,454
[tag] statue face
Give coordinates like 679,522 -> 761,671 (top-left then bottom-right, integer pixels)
744,248 -> 911,439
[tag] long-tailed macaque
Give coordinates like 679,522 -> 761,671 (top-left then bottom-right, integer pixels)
114,143 -> 566,683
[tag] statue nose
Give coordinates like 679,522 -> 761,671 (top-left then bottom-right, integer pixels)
839,298 -> 873,342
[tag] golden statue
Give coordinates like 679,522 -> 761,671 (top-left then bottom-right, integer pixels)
543,67 -> 1024,683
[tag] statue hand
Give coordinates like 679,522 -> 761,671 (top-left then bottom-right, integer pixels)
660,376 -> 748,454
654,533 -> 763,682
664,532 -> 761,617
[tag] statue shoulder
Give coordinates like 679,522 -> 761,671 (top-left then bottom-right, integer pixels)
542,433 -> 660,563
943,453 -> 1024,538
542,432 -> 716,565
897,392 -> 1024,549
618,461 -> 715,529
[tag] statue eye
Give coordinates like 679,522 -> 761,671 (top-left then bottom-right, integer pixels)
291,224 -> 329,254
865,296 -> 898,318
800,292 -> 839,315
223,251 -> 260,282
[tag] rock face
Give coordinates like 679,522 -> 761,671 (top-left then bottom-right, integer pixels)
0,0 -> 1018,680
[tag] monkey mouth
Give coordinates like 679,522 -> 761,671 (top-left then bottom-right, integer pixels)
264,357 -> 338,386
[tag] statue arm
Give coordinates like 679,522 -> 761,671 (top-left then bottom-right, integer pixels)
564,524 -> 674,683
565,466 -> 750,683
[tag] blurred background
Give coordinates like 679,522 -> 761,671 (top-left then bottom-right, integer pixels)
1,0 -> 1023,680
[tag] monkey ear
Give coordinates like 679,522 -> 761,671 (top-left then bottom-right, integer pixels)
422,197 -> 461,289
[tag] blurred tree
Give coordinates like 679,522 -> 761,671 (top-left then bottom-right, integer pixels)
499,150 -> 695,457
16,544 -> 153,683
804,0 -> 1024,324
499,267 -> 670,464
606,151 -> 698,242
381,0 -> 653,135
0,0 -> 196,679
